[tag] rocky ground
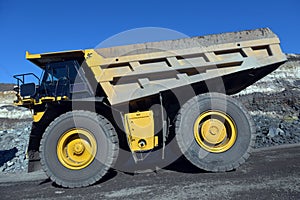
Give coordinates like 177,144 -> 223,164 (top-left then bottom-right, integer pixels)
0,54 -> 299,174
235,54 -> 300,148
0,119 -> 31,173
0,87 -> 32,174
237,90 -> 300,148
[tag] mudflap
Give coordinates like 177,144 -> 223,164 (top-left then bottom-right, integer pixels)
27,126 -> 43,172
27,150 -> 41,172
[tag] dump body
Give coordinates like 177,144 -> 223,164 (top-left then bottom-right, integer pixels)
25,28 -> 287,105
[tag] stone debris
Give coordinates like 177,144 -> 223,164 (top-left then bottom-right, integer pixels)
0,105 -> 32,119
0,120 -> 31,173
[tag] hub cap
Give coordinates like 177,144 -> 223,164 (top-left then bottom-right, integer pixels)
57,128 -> 97,170
194,111 -> 237,153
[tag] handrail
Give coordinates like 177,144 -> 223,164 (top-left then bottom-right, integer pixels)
13,73 -> 40,87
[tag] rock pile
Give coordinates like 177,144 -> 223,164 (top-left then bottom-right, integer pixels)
0,105 -> 32,119
237,90 -> 300,148
235,54 -> 300,148
0,119 -> 32,173
0,91 -> 32,174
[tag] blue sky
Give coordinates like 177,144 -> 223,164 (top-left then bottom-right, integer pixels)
0,0 -> 299,83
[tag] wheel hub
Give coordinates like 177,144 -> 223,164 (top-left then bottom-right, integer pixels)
57,128 -> 97,170
194,111 -> 237,153
201,119 -> 226,144
73,142 -> 85,155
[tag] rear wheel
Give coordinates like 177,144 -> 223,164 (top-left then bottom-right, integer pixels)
175,93 -> 255,172
40,110 -> 118,188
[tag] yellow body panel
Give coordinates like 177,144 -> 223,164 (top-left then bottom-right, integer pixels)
26,51 -> 41,59
124,111 -> 158,152
33,111 -> 45,122
14,96 -> 68,122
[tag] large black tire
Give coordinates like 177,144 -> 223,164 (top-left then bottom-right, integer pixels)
175,93 -> 256,172
40,110 -> 119,188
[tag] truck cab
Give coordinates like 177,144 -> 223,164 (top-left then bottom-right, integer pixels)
14,51 -> 93,110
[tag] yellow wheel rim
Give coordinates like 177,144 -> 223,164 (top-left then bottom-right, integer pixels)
194,111 -> 237,153
57,128 -> 97,170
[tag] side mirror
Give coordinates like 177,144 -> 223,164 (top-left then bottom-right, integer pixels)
20,83 -> 36,98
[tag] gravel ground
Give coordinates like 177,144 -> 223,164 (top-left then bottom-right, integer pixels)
0,54 -> 299,174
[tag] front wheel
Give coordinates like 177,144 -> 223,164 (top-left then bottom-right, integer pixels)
175,93 -> 256,172
40,110 -> 119,188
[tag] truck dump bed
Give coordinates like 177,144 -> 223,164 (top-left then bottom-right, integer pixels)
27,28 -> 287,105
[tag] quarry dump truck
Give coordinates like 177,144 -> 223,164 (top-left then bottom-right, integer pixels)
13,28 -> 286,188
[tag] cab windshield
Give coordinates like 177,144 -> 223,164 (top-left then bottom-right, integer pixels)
40,60 -> 80,97
42,61 -> 78,83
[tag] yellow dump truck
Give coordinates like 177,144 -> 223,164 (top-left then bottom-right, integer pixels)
14,28 -> 286,188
